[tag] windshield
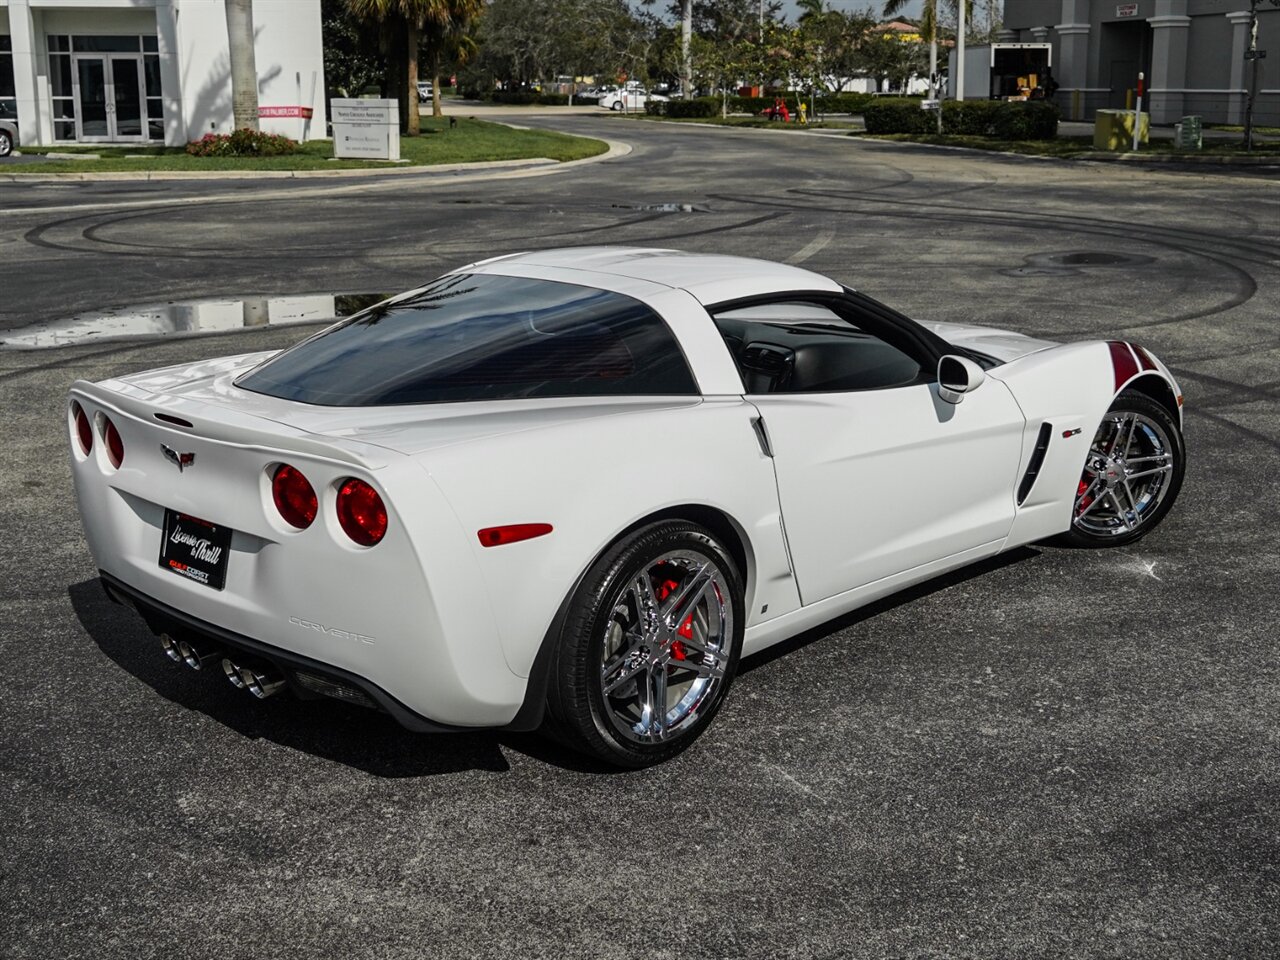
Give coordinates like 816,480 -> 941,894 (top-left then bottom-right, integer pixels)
236,273 -> 698,406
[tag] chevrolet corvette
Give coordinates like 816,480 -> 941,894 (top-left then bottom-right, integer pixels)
69,248 -> 1185,766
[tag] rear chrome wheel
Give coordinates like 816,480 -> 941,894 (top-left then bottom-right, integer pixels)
1064,391 -> 1184,547
547,521 -> 743,767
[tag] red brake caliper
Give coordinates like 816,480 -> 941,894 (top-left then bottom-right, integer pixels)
1077,479 -> 1093,514
654,576 -> 691,660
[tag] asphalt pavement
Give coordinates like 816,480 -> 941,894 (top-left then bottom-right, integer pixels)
1,115 -> 1278,959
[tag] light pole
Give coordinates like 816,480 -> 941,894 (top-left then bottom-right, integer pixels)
956,0 -> 967,100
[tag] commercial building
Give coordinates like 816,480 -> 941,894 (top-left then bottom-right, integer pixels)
999,0 -> 1278,125
0,0 -> 327,148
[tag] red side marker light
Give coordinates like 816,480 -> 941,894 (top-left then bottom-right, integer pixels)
272,464 -> 318,530
103,416 -> 125,469
477,523 -> 553,548
336,478 -> 387,546
72,402 -> 93,455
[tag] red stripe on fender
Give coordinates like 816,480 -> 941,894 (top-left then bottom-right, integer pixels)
1108,341 -> 1139,391
477,523 -> 553,547
1131,343 -> 1158,372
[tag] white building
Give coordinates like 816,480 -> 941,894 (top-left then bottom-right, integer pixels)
0,0 -> 327,148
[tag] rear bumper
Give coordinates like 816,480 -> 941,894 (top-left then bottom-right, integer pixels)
101,570 -> 466,734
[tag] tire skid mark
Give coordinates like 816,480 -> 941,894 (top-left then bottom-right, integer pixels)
780,186 -> 1280,267
708,191 -> 1260,333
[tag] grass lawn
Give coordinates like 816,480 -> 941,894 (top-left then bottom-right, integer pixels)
850,131 -> 1280,159
10,118 -> 608,174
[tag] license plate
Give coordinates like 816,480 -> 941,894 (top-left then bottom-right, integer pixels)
159,510 -> 232,590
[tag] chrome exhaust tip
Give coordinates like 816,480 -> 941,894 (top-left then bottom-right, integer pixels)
221,657 -> 285,699
176,638 -> 222,671
159,633 -> 182,663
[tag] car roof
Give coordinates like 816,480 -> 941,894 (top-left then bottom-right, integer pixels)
467,246 -> 842,305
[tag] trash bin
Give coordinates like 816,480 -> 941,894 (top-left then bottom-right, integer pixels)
1175,116 -> 1203,151
1094,109 -> 1149,151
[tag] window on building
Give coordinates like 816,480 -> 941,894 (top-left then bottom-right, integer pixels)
0,37 -> 16,125
47,36 -> 75,139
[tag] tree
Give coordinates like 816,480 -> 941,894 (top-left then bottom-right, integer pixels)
795,7 -> 877,95
421,1 -> 482,118
322,0 -> 384,99
224,0 -> 260,131
347,0 -> 479,134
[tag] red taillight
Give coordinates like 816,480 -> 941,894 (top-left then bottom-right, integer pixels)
336,478 -> 387,546
477,523 -> 553,547
271,464 -> 317,529
103,416 -> 124,469
72,402 -> 92,455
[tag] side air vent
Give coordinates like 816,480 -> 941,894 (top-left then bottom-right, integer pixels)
1017,423 -> 1054,505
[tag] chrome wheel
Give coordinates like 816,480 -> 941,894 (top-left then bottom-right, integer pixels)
598,549 -> 734,745
1073,410 -> 1176,538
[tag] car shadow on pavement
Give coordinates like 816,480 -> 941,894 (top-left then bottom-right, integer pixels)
69,578 -> 530,777
740,545 -> 1042,675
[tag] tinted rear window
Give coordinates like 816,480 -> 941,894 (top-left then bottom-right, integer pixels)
236,273 -> 697,406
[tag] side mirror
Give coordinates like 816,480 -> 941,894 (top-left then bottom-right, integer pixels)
937,355 -> 985,405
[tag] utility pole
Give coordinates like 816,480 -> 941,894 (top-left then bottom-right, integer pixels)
956,0 -> 967,100
1244,2 -> 1260,151
681,0 -> 692,99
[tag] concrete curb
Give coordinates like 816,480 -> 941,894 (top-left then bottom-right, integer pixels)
0,129 -> 628,184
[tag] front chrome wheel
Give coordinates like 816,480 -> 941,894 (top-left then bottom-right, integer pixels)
1064,391 -> 1184,547
598,550 -> 734,745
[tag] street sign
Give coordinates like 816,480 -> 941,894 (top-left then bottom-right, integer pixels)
1244,50 -> 1267,60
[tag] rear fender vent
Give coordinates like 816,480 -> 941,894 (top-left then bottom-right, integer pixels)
294,670 -> 378,710
1017,422 -> 1054,506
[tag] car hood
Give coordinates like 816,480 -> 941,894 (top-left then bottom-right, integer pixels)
918,320 -> 1059,364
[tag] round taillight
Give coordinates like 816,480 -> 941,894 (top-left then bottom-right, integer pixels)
103,416 -> 124,469
72,402 -> 93,455
336,478 -> 387,546
271,464 -> 317,529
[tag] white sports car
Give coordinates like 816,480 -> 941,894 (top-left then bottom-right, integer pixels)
69,248 -> 1185,767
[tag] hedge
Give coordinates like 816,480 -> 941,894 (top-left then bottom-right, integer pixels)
647,97 -> 720,118
863,98 -> 1060,140
486,90 -> 571,106
729,92 -> 879,115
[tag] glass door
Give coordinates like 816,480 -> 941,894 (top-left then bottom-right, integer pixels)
75,57 -> 109,140
73,54 -> 146,141
109,56 -> 144,138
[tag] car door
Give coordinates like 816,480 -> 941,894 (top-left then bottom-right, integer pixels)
711,295 -> 1027,605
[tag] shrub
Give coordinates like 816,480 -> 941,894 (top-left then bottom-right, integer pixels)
488,90 -> 571,106
662,97 -> 720,119
185,129 -> 298,157
941,100 -> 1002,135
862,98 -> 931,134
992,100 -> 1060,140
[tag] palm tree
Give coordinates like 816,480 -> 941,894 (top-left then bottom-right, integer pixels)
421,1 -> 482,118
224,0 -> 259,131
796,0 -> 826,22
347,0 -> 453,135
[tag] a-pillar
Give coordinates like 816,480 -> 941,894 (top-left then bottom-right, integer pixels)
1056,1 -> 1092,121
1226,10 -> 1254,124
154,0 -> 186,146
7,0 -> 42,146
1148,0 -> 1191,124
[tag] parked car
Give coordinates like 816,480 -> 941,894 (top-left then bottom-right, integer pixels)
69,248 -> 1185,767
416,81 -> 433,101
601,89 -> 668,111
0,117 -> 18,158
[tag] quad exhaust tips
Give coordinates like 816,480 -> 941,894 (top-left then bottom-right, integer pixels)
159,633 -> 222,671
221,657 -> 285,700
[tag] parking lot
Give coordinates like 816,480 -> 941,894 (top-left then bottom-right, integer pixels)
1,119 -> 1277,958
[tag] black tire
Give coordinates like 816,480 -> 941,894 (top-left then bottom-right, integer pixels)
0,131 -> 12,159
610,101 -> 623,111
1059,390 -> 1185,548
545,520 -> 744,768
